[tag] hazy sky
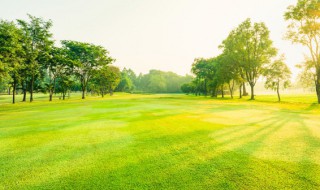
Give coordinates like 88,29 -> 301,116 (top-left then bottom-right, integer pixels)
0,0 -> 306,79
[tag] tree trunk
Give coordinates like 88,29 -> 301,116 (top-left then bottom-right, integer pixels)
204,79 -> 207,96
21,81 -> 27,102
12,80 -> 16,104
49,78 -> 56,102
22,88 -> 27,102
228,80 -> 234,99
8,87 -> 11,95
239,83 -> 243,99
250,83 -> 255,100
30,76 -> 34,102
49,92 -> 53,101
277,87 -> 280,102
316,70 -> 320,104
63,91 -> 66,100
221,85 -> 224,98
243,82 -> 248,96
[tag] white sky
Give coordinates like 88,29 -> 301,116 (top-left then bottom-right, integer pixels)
0,0 -> 306,80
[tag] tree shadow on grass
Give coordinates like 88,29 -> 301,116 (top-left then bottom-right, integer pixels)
6,109 -> 320,189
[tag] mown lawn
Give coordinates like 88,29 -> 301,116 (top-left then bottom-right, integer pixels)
0,93 -> 320,189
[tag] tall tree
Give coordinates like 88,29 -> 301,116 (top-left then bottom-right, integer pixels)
62,40 -> 114,99
285,0 -> 320,103
0,20 -> 24,104
234,19 -> 277,100
17,15 -> 53,102
224,19 -> 277,100
264,56 -> 291,102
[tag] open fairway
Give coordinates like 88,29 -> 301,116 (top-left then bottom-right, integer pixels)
1,94 -> 320,189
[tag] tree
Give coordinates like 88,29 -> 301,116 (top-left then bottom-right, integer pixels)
0,20 -> 24,104
116,69 -> 134,93
181,83 -> 195,94
17,15 -> 53,102
45,47 -> 72,101
222,19 -> 277,100
62,40 -> 114,99
264,56 -> 291,101
297,59 -> 317,90
285,0 -> 320,103
220,30 -> 247,98
91,65 -> 120,97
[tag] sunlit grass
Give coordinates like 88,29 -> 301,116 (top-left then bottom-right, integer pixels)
0,93 -> 320,189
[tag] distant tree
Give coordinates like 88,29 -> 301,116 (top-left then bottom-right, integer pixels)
285,0 -> 320,103
92,65 -> 120,97
17,15 -> 54,102
264,56 -> 291,101
62,40 -> 114,99
45,47 -> 73,101
191,58 -> 209,96
181,83 -> 195,94
116,69 -> 134,93
56,76 -> 75,100
296,58 -> 317,90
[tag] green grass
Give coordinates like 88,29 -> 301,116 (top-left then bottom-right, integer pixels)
0,93 -> 320,189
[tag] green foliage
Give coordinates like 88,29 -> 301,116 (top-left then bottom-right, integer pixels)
181,83 -> 195,94
91,65 -> 121,97
0,20 -> 25,103
116,69 -> 134,93
285,0 -> 320,103
17,14 -> 54,102
222,19 -> 277,100
136,70 -> 192,93
62,40 -> 114,99
264,56 -> 291,101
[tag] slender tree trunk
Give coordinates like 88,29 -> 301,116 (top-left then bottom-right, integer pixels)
81,77 -> 86,99
49,78 -> 56,102
221,85 -> 224,98
250,83 -> 255,100
239,83 -> 243,99
204,79 -> 207,96
63,91 -> 66,100
228,80 -> 234,99
8,87 -> 11,95
30,76 -> 34,102
277,86 -> 280,102
21,81 -> 26,102
12,80 -> 16,104
316,70 -> 320,104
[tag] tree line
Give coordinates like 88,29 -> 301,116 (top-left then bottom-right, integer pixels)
182,0 -> 320,103
116,68 -> 192,94
0,15 -> 117,103
0,15 -> 192,103
0,15 -> 191,104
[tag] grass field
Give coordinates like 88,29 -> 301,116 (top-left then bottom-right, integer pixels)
1,93 -> 320,189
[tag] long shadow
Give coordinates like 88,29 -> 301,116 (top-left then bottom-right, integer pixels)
23,114 -> 287,189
